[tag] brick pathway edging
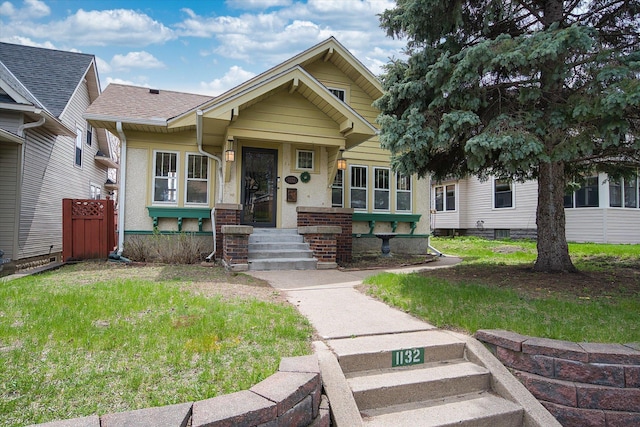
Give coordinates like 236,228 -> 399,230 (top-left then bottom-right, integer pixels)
29,354 -> 329,427
475,329 -> 640,427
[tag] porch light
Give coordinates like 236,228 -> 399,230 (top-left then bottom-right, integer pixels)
225,138 -> 235,162
337,149 -> 347,170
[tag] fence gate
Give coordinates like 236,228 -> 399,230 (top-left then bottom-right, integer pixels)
62,199 -> 116,261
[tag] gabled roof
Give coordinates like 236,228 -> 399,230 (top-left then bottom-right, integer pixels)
0,42 -> 95,118
85,84 -> 213,132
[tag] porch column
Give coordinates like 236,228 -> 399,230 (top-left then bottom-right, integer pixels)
298,225 -> 341,269
215,203 -> 242,259
296,207 -> 353,263
221,225 -> 253,272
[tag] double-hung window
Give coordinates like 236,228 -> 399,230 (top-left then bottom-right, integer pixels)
396,173 -> 412,212
154,151 -> 178,203
350,165 -> 367,210
610,174 -> 638,208
575,176 -> 599,207
86,123 -> 93,146
75,126 -> 83,167
186,154 -> 209,204
374,167 -> 390,211
434,184 -> 455,211
494,179 -> 513,208
332,169 -> 344,207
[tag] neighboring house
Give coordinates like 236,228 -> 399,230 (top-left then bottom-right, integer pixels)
84,38 -> 431,267
0,42 -> 118,271
431,172 -> 640,244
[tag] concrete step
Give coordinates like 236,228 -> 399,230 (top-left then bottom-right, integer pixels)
328,330 -> 465,373
251,228 -> 299,234
362,391 -> 524,427
248,257 -> 317,271
249,249 -> 314,260
249,234 -> 304,243
347,360 -> 490,410
248,242 -> 309,251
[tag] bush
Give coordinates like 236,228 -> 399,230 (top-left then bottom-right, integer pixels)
124,233 -> 206,264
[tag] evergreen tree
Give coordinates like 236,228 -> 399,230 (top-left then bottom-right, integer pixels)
375,0 -> 640,272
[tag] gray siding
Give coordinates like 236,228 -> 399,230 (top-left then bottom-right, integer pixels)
0,143 -> 19,259
16,79 -> 109,260
0,111 -> 22,134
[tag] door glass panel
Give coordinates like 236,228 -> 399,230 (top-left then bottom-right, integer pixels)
241,148 -> 277,227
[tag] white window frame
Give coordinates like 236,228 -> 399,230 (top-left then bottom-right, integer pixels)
493,178 -> 515,209
184,153 -> 210,206
90,182 -> 101,200
296,149 -> 314,170
327,87 -> 346,102
433,183 -> 456,212
74,125 -> 83,167
373,167 -> 391,211
86,123 -> 93,146
349,165 -> 368,211
332,169 -> 344,208
396,172 -> 412,212
153,150 -> 179,205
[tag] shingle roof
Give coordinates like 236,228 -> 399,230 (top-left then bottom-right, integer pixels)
85,84 -> 214,123
0,42 -> 94,117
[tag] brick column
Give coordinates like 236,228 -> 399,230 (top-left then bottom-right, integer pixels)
214,204 -> 242,260
221,225 -> 253,272
297,207 -> 353,263
298,226 -> 341,269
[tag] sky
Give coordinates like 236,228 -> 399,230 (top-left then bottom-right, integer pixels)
0,0 -> 407,95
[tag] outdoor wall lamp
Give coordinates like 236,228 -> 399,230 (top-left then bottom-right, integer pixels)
225,138 -> 235,162
337,149 -> 346,170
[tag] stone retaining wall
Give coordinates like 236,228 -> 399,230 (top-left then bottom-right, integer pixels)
31,354 -> 328,427
475,329 -> 640,427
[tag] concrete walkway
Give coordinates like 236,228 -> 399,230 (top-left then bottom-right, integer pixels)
247,256 -> 462,339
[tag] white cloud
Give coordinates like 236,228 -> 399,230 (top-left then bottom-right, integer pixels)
111,51 -> 165,70
0,0 -> 49,18
0,34 -> 56,48
95,56 -> 112,74
8,8 -> 175,46
103,76 -> 151,91
0,1 -> 16,16
200,65 -> 256,95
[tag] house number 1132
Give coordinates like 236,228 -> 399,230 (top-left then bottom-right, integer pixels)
391,347 -> 425,367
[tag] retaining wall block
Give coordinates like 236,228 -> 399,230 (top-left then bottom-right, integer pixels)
496,346 -> 555,377
192,390 -> 277,427
554,358 -> 625,388
576,382 -> 640,412
101,402 -> 192,427
27,415 -> 100,427
250,371 -> 320,416
580,342 -> 640,365
475,329 -> 528,352
514,371 -> 577,407
541,401 -> 605,427
522,337 -> 589,362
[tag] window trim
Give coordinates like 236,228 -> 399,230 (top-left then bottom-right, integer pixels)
295,149 -> 314,171
349,164 -> 368,211
433,183 -> 457,212
86,123 -> 93,146
74,125 -> 83,167
152,150 -> 179,205
331,169 -> 344,208
184,153 -> 210,206
90,182 -> 101,200
373,167 -> 391,212
493,178 -> 515,209
395,172 -> 412,212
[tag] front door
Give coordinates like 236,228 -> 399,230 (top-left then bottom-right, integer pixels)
241,147 -> 277,227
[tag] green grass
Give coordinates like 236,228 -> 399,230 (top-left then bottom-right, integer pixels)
363,237 -> 640,343
364,272 -> 639,343
0,264 -> 313,426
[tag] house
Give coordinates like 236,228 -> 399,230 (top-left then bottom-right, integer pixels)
431,173 -> 640,243
0,42 -> 118,273
84,37 -> 432,270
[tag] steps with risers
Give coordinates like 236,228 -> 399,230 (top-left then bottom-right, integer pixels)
248,228 -> 317,271
327,330 -> 526,426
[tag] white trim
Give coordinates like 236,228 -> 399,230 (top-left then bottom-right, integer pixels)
331,169 -> 344,208
295,149 -> 314,170
74,125 -> 83,168
349,164 -> 368,211
373,166 -> 390,212
395,172 -> 412,212
184,152 -> 211,206
152,150 -> 180,205
492,177 -> 515,210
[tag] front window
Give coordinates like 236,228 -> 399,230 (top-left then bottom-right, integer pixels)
374,167 -> 390,211
350,165 -> 367,210
75,126 -> 82,167
494,179 -> 513,208
296,150 -> 314,170
154,151 -> 178,203
624,174 -> 638,208
576,176 -> 599,207
186,154 -> 209,204
396,173 -> 412,211
610,174 -> 638,208
332,169 -> 343,207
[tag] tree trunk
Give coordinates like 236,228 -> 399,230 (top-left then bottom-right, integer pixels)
534,160 -> 577,272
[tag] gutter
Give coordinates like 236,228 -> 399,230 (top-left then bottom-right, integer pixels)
196,110 -> 224,261
115,122 -> 127,255
14,110 -> 47,259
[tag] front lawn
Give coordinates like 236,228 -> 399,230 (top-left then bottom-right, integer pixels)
0,263 -> 313,427
362,237 -> 640,343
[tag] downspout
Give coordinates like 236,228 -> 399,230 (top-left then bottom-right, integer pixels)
115,121 -> 127,256
15,110 -> 46,259
196,109 -> 224,260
